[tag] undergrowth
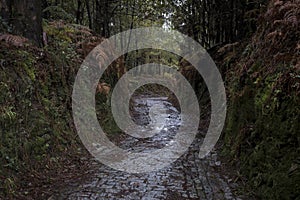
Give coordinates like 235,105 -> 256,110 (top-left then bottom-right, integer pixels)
221,0 -> 300,199
0,20 -> 118,199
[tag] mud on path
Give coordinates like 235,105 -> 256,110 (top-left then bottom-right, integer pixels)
51,95 -> 244,200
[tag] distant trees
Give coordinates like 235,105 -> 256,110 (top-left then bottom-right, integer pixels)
0,0 -> 43,46
0,0 -> 267,49
169,0 -> 267,48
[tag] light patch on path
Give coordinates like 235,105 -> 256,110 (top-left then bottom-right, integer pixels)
55,95 -> 242,200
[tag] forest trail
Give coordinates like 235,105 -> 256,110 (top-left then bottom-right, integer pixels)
1,1 -> 298,199
51,95 -> 242,200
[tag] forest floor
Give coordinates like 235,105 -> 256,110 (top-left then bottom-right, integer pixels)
41,94 -> 251,200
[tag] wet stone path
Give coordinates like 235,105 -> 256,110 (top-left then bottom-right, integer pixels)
54,95 -> 241,200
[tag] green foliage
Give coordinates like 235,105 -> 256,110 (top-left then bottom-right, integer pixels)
0,21 -> 88,197
44,23 -> 73,44
221,2 -> 300,196
126,49 -> 180,71
224,60 -> 300,199
0,20 -> 124,197
0,106 -> 17,122
43,6 -> 75,23
0,16 -> 12,33
97,99 -> 121,135
16,50 -> 37,81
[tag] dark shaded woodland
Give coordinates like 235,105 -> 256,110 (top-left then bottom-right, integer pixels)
0,0 -> 299,199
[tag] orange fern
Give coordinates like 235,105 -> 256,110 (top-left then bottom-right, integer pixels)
0,34 -> 28,47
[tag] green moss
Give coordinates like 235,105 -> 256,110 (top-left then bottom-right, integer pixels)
44,23 -> 74,44
0,21 -> 89,198
224,63 -> 300,198
23,65 -> 36,81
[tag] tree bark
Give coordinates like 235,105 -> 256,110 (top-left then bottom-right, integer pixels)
85,0 -> 92,29
1,0 -> 12,23
76,0 -> 83,24
1,0 -> 43,46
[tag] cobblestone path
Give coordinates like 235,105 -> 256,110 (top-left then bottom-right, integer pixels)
53,95 -> 242,200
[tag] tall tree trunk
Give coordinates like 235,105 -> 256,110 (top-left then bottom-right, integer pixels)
1,0 -> 43,46
85,0 -> 92,29
42,0 -> 50,19
95,0 -> 101,33
76,0 -> 83,24
1,0 -> 11,23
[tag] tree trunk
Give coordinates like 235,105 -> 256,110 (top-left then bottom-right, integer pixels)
85,0 -> 92,29
76,0 -> 83,24
1,0 -> 11,23
1,0 -> 43,46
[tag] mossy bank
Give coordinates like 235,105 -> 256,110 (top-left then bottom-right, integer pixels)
221,1 -> 300,199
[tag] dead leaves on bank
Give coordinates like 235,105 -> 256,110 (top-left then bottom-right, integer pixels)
45,20 -> 126,84
96,82 -> 111,96
0,34 -> 29,47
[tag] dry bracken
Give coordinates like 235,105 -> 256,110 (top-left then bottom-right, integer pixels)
0,34 -> 29,47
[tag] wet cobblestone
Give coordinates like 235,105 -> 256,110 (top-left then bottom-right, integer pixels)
54,96 -> 243,200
